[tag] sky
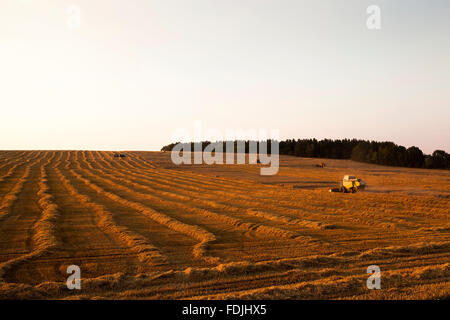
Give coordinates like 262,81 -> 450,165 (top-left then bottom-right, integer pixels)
1,0 -> 449,153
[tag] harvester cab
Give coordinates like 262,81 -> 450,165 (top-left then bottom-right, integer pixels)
329,175 -> 366,193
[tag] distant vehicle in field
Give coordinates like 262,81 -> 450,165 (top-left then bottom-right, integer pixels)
316,162 -> 326,168
113,153 -> 127,158
329,175 -> 366,193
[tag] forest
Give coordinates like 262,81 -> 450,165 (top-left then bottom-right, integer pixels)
161,139 -> 450,169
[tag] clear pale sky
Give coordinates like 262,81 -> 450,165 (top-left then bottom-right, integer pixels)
1,0 -> 449,153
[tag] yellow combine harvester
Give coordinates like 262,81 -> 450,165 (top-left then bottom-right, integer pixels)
329,175 -> 366,193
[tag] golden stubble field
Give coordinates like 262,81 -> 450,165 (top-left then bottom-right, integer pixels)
0,150 -> 448,299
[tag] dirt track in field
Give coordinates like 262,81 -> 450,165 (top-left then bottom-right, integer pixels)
0,151 -> 448,299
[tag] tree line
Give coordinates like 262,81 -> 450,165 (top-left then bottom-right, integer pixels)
161,139 -> 449,169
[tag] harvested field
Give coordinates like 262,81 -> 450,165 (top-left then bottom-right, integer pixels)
0,150 -> 448,299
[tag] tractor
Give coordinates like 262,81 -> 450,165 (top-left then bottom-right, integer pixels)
329,175 -> 366,193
